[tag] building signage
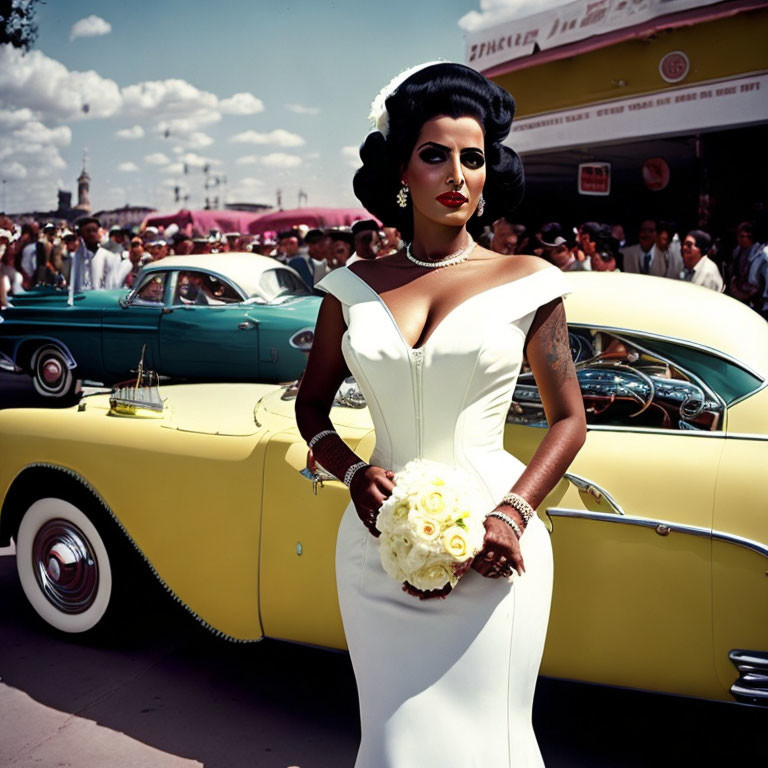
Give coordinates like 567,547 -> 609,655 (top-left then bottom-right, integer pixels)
506,72 -> 768,155
578,163 -> 611,195
465,0 -> 725,72
659,50 -> 690,83
642,157 -> 671,190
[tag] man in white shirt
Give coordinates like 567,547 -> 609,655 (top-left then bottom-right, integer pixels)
72,217 -> 121,291
681,230 -> 723,291
622,219 -> 681,278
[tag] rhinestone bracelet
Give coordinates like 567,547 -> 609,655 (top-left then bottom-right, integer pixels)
343,461 -> 368,487
500,492 -> 535,525
308,429 -> 337,449
487,510 -> 523,539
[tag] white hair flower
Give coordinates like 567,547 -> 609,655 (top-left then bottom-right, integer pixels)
368,60 -> 445,138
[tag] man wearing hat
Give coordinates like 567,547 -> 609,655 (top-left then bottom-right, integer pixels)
104,225 -> 127,256
538,223 -> 591,272
349,219 -> 380,265
57,229 -> 80,286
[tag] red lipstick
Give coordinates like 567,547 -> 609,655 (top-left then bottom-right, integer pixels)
435,192 -> 468,208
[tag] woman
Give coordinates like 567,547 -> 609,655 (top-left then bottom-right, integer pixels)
295,62 -> 586,766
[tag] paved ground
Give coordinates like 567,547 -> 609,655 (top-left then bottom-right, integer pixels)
0,541 -> 764,768
0,373 -> 765,767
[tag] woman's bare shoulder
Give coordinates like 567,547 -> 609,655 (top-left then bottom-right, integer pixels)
473,246 -> 553,279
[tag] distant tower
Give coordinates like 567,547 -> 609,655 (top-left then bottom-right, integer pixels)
75,149 -> 91,212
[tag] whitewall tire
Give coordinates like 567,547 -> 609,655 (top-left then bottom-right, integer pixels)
16,497 -> 114,634
30,344 -> 80,400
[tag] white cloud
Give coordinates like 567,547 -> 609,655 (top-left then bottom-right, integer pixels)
4,161 -> 28,180
70,15 -> 112,41
161,162 -> 186,175
261,153 -> 302,169
117,161 -> 138,172
122,79 -> 218,126
458,0 -> 566,31
166,130 -> 214,149
340,146 -> 360,169
0,44 -> 122,121
144,152 -> 170,165
115,124 -> 144,139
219,93 -> 265,115
285,103 -> 320,115
178,152 -> 218,168
230,128 -> 305,147
235,153 -> 303,168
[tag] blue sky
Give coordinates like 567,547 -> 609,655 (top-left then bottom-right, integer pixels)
1,0 -> 509,215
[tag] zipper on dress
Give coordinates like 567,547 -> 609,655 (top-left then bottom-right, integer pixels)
411,347 -> 424,458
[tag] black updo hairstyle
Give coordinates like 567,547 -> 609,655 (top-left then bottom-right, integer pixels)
353,63 -> 524,241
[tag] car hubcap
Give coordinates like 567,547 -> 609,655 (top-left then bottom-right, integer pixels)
41,358 -> 63,385
32,520 -> 99,613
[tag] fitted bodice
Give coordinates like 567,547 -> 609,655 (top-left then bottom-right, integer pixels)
317,265 -> 571,505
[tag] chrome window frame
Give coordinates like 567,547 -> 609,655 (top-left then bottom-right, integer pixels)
513,322 -> 766,436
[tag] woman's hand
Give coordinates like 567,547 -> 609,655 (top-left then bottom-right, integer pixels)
472,514 -> 525,579
349,466 -> 395,537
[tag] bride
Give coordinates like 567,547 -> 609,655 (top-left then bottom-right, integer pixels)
295,62 -> 586,767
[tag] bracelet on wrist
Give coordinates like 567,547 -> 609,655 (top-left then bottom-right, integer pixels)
307,429 -> 337,449
500,492 -> 535,525
343,461 -> 368,487
487,510 -> 522,539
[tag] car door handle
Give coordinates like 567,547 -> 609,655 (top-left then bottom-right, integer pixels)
238,321 -> 256,330
564,472 -> 625,515
162,307 -> 173,314
300,451 -> 337,494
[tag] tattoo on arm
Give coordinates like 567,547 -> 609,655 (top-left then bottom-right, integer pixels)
541,301 -> 577,382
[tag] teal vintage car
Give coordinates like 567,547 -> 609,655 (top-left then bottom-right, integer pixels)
0,253 -> 321,401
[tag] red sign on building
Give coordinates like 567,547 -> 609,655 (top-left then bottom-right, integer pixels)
578,162 -> 611,196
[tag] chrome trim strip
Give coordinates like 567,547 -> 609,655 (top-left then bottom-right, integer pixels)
11,463 -> 263,644
586,424 -> 725,438
568,323 -> 766,384
546,507 -> 768,559
724,432 -> 768,442
563,472 -> 625,515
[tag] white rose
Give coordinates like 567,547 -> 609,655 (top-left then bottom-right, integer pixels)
410,561 -> 456,592
443,525 -> 472,562
408,512 -> 442,545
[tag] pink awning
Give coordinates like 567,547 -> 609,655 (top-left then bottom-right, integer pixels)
141,209 -> 267,237
246,207 -> 379,235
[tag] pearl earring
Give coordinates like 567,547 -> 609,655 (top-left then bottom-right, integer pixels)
476,195 -> 485,217
396,183 -> 409,208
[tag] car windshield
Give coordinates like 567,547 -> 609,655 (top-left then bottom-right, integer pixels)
249,268 -> 311,304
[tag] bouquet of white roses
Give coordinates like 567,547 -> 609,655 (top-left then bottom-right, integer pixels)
375,459 -> 486,596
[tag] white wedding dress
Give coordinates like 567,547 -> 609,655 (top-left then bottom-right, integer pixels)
317,264 -> 571,768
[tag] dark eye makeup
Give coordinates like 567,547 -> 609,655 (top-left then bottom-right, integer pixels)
416,142 -> 485,169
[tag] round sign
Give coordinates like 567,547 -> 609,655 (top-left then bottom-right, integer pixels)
659,50 -> 690,84
642,157 -> 670,191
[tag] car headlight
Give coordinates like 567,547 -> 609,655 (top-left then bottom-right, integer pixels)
289,327 -> 314,351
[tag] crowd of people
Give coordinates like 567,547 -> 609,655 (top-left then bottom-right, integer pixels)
1,212 -> 766,321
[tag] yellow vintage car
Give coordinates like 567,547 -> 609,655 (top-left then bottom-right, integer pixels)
0,271 -> 766,706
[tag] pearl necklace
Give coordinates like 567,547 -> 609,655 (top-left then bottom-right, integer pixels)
406,237 -> 475,268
